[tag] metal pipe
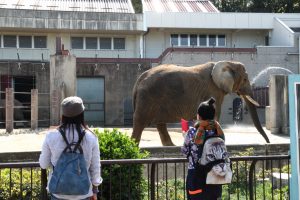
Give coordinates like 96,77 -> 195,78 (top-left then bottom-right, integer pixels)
249,160 -> 258,200
150,163 -> 156,200
41,169 -> 48,200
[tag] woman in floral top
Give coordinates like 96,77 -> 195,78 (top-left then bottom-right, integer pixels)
181,97 -> 223,200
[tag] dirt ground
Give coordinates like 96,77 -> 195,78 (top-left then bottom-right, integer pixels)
0,125 -> 290,153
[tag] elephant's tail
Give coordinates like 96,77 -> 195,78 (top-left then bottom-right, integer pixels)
132,71 -> 148,112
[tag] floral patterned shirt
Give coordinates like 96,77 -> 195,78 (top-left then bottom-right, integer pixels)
181,126 -> 200,169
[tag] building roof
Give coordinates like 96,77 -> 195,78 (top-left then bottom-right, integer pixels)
0,0 -> 134,13
142,0 -> 219,13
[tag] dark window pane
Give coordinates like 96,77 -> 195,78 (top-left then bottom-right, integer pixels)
209,35 -> 216,46
199,35 -> 207,46
71,37 -> 83,49
113,38 -> 125,50
19,36 -> 32,48
190,34 -> 198,46
100,38 -> 111,49
4,35 -> 16,47
34,36 -> 47,48
86,37 -> 97,49
170,34 -> 178,46
218,35 -> 226,46
180,34 -> 188,46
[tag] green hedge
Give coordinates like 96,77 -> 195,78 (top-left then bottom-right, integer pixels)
0,168 -> 42,200
94,128 -> 149,200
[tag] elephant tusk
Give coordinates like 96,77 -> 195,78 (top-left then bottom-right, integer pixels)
244,95 -> 260,107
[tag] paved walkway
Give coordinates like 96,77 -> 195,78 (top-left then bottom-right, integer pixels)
0,125 -> 290,153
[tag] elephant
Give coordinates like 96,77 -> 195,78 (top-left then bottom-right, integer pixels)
131,61 -> 270,146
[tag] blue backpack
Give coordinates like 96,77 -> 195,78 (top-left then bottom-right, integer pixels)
49,128 -> 90,195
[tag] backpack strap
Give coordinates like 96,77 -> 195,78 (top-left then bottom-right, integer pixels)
59,127 -> 72,152
73,130 -> 86,153
58,127 -> 85,154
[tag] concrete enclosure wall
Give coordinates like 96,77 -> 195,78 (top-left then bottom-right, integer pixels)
50,55 -> 76,125
76,62 -> 151,126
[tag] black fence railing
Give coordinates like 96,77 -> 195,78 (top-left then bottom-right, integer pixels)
0,155 -> 290,200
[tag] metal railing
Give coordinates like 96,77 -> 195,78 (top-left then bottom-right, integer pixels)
252,86 -> 269,108
0,155 -> 290,200
0,90 -> 51,130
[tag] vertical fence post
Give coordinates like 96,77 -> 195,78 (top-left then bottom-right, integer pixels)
41,169 -> 48,200
151,163 -> 156,200
5,88 -> 13,133
249,160 -> 258,200
31,89 -> 38,130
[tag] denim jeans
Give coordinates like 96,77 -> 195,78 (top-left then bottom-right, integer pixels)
51,194 -> 90,200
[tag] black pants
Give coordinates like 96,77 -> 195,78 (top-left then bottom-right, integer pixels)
186,168 -> 222,200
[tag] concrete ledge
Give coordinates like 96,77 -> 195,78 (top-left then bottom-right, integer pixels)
0,143 -> 289,163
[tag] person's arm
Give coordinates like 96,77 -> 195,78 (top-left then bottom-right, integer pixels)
181,128 -> 193,156
215,121 -> 225,141
39,134 -> 51,169
89,137 -> 102,194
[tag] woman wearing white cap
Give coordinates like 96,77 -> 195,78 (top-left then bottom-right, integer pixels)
39,96 -> 102,200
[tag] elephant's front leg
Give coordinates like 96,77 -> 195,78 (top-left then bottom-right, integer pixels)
156,123 -> 175,146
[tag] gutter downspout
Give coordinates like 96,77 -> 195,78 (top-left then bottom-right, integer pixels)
141,28 -> 150,59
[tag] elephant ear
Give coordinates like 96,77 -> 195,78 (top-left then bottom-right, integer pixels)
211,61 -> 235,93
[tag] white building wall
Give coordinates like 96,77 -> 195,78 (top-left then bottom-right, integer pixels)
232,30 -> 266,48
145,29 -> 267,58
271,18 -> 295,46
144,12 -> 299,29
0,32 -> 140,60
145,29 -> 167,58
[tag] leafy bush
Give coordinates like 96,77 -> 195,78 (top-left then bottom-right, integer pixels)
156,179 -> 185,200
0,168 -> 42,200
94,128 -> 149,200
222,148 -> 290,200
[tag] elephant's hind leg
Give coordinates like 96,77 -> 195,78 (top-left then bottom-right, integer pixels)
156,123 -> 175,146
131,116 -> 147,145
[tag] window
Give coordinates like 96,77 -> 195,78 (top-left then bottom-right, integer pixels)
190,34 -> 198,46
218,35 -> 226,46
19,36 -> 32,48
199,35 -> 207,46
113,38 -> 125,50
170,33 -> 226,47
180,34 -> 188,46
34,36 -> 47,48
100,37 -> 111,49
170,34 -> 178,46
209,35 -> 216,46
265,36 -> 269,46
4,35 -> 16,47
86,37 -> 97,49
71,37 -> 83,49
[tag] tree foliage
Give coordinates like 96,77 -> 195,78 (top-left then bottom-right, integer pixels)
132,0 -> 143,13
211,0 -> 300,13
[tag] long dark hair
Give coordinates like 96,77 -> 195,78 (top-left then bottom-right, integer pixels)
59,112 -> 88,135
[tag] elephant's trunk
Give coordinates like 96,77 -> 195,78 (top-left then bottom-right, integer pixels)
243,95 -> 270,143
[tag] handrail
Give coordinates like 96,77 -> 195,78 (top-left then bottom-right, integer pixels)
0,155 -> 291,200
